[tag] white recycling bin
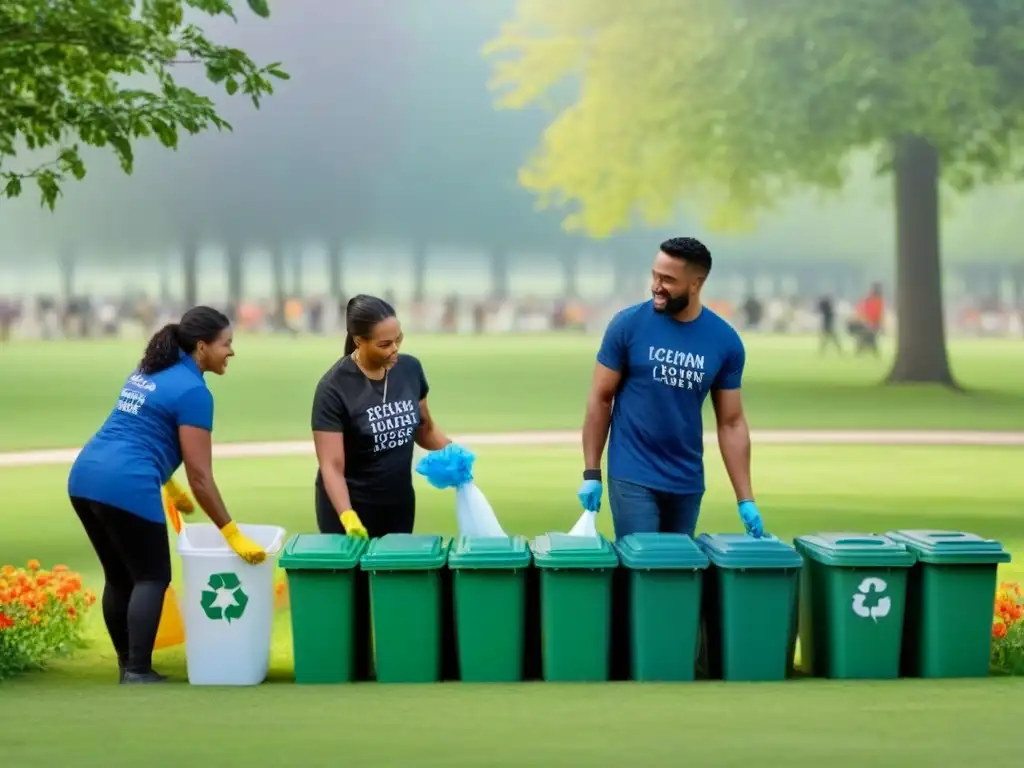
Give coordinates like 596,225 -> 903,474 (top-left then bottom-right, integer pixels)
177,523 -> 286,685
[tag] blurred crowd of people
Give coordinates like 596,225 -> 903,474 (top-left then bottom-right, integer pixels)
733,284 -> 887,356
730,285 -> 1023,350
0,286 -> 1021,344
0,291 -> 597,342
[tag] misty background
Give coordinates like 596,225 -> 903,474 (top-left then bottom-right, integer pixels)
0,0 -> 1022,305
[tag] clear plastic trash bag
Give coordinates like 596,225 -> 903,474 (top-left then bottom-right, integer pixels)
567,510 -> 598,537
455,483 -> 507,537
415,443 -> 506,537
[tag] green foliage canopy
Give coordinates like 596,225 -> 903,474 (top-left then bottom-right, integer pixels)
484,0 -> 1024,237
0,0 -> 287,209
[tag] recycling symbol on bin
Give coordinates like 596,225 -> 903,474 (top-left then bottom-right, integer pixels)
851,577 -> 890,622
200,572 -> 249,623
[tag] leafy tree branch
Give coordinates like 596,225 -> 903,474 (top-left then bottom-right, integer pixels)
0,0 -> 287,209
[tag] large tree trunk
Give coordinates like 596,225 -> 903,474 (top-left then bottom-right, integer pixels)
886,135 -> 957,387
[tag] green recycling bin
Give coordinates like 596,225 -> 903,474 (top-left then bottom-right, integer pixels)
794,533 -> 915,679
886,529 -> 1011,678
280,534 -> 369,684
360,534 -> 449,683
447,535 -> 531,683
614,533 -> 709,681
530,533 -> 619,682
697,533 -> 803,681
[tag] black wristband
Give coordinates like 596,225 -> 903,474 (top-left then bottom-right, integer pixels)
582,469 -> 602,482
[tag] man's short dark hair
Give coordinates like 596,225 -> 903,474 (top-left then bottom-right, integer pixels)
660,237 -> 712,275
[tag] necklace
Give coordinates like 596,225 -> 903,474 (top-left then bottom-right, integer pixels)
353,351 -> 388,403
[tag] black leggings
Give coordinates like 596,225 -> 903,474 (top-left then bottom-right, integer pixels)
315,482 -> 415,538
70,497 -> 171,674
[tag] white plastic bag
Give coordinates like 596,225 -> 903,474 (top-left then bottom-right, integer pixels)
567,510 -> 598,537
455,482 -> 507,537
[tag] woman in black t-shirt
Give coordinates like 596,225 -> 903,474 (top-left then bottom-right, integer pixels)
311,294 -> 454,537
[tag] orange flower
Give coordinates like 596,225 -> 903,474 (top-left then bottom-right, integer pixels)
51,565 -> 69,574
67,606 -> 77,619
993,622 -> 1008,640
26,559 -> 40,572
0,612 -> 13,631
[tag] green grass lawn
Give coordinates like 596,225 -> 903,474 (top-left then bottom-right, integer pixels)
2,444 -> 1022,766
1,333 -> 1023,451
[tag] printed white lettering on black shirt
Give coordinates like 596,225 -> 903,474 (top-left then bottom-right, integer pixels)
366,398 -> 419,452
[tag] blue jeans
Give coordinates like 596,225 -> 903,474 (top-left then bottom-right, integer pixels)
607,477 -> 703,540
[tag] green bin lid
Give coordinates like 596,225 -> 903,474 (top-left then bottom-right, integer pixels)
530,533 -> 619,570
795,532 -> 915,568
279,533 -> 367,570
448,535 -> 531,569
614,533 -> 709,570
885,529 -> 1011,565
696,533 -> 803,570
359,534 -> 448,571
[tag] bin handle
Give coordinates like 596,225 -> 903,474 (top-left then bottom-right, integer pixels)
835,537 -> 885,546
166,491 -> 285,558
265,527 -> 286,556
174,519 -> 286,557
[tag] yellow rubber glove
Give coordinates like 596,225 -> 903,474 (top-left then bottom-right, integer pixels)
220,522 -> 267,565
340,509 -> 369,539
164,477 -> 195,514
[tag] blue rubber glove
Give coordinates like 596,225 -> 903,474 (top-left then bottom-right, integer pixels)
738,500 -> 764,538
577,479 -> 603,513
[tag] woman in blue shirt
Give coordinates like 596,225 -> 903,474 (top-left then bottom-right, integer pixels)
68,305 -> 266,685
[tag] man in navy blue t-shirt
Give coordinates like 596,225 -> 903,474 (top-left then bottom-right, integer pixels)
577,237 -> 764,540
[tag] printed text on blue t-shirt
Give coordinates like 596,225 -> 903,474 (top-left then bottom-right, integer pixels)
649,346 -> 705,390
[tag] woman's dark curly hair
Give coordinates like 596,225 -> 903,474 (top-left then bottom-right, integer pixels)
138,306 -> 230,375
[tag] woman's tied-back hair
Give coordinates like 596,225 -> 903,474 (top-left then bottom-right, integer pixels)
138,305 -> 231,375
344,294 -> 396,357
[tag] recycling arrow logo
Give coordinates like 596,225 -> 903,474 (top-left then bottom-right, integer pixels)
851,577 -> 890,622
199,572 -> 249,623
